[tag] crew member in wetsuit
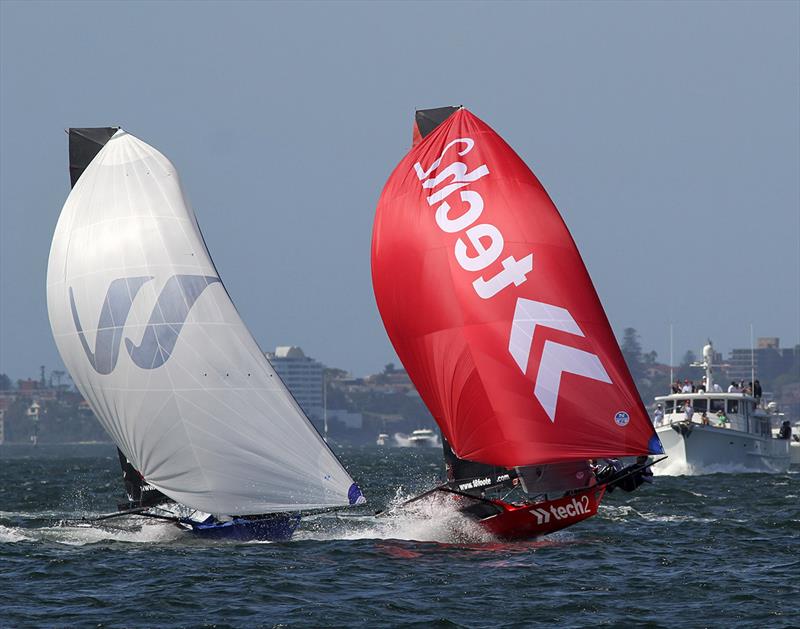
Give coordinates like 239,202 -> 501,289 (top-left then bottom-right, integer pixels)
777,420 -> 791,440
594,456 -> 654,493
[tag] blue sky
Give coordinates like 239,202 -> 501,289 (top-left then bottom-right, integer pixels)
1,0 -> 798,379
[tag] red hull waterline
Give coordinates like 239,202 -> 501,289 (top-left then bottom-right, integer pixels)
476,486 -> 606,540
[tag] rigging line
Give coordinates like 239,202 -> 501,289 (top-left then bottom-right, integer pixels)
374,484 -> 448,517
84,506 -> 150,522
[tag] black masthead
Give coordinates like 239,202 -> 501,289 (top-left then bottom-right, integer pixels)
68,127 -> 118,188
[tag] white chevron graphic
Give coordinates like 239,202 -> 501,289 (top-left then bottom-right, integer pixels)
508,298 -> 612,422
530,507 -> 550,525
509,299 -> 583,371
534,341 -> 612,421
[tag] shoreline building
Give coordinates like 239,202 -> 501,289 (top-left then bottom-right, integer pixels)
265,346 -> 324,423
727,338 -> 798,383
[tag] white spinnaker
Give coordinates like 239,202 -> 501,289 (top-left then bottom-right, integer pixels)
47,130 -> 357,515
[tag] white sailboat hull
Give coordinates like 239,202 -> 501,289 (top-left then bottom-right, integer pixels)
655,423 -> 790,475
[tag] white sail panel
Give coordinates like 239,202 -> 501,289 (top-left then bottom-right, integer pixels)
47,130 -> 359,515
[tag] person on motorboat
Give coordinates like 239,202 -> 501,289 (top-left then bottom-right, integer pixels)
653,404 -> 664,426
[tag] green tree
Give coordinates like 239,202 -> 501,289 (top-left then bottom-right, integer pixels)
0,373 -> 11,391
620,328 -> 644,380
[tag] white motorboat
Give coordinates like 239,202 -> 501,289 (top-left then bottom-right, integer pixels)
394,428 -> 440,448
654,342 -> 790,475
376,433 -> 390,446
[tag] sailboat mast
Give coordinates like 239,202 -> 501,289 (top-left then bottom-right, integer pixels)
750,323 -> 755,388
323,369 -> 328,443
669,323 -> 674,388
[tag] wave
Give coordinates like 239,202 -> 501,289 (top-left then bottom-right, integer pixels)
598,504 -> 713,524
0,524 -> 31,543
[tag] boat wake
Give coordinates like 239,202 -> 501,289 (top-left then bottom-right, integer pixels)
0,493 -> 492,546
0,524 -> 31,543
296,490 -> 494,544
0,513 -> 182,546
655,459 -> 771,476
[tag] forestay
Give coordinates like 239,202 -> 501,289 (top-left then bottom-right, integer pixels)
48,129 -> 361,515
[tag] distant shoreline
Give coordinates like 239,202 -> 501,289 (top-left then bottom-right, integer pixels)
0,442 -> 116,458
0,441 -> 113,446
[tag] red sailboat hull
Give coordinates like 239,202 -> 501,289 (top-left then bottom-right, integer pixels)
474,486 -> 606,540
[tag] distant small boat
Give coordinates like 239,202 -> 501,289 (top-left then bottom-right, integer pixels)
376,433 -> 390,446
48,128 -> 365,541
394,429 -> 440,448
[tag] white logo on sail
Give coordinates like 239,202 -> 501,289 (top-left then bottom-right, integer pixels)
413,137 -> 533,300
508,298 -> 611,422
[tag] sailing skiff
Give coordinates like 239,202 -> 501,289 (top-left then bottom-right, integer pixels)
372,107 -> 663,540
48,128 -> 365,540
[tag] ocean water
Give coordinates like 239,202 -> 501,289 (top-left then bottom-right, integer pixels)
0,444 -> 797,628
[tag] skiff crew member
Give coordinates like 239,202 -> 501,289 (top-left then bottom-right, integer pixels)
634,455 -> 654,487
716,410 -> 727,426
596,456 -> 653,493
777,421 -> 791,440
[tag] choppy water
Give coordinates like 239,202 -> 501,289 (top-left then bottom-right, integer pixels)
1,444 -> 797,627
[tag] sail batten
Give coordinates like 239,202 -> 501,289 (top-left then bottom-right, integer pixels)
372,108 -> 663,468
48,129 -> 361,515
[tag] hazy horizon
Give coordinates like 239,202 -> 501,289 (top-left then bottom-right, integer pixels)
1,1 -> 798,381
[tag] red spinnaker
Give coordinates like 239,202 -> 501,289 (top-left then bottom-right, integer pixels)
371,108 -> 663,467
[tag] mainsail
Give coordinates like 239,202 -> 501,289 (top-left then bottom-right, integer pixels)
48,128 -> 362,515
372,107 -> 663,468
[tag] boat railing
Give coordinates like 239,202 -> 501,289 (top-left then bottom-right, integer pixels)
656,417 -> 733,430
655,413 -> 774,438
